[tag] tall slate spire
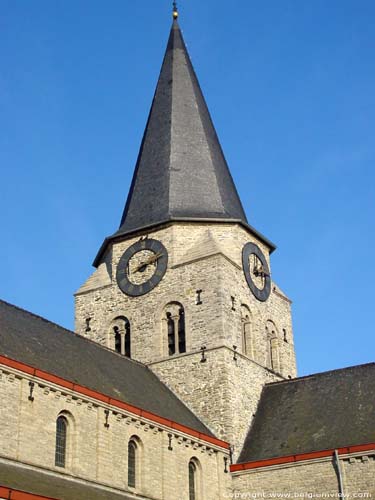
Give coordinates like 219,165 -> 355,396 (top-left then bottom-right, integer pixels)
118,18 -> 248,235
94,16 -> 275,265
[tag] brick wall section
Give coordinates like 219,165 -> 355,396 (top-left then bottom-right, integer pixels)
232,455 -> 375,496
0,365 -> 231,500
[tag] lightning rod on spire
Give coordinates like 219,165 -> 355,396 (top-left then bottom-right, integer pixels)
173,1 -> 178,19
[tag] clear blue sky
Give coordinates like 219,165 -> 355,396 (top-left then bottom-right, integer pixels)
1,1 -> 374,376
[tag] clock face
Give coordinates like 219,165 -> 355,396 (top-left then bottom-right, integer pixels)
242,242 -> 271,302
116,239 -> 168,297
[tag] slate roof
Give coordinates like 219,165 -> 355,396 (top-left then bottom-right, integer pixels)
238,363 -> 375,463
94,20 -> 276,266
0,299 -> 212,436
0,460 -> 135,500
118,19 -> 247,233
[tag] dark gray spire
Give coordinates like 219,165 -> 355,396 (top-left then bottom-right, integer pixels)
94,20 -> 275,266
118,19 -> 248,234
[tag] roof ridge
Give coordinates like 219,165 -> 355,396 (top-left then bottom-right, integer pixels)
266,361 -> 375,387
237,384 -> 268,461
166,19 -> 174,219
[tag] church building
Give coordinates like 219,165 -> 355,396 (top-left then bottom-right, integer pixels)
0,6 -> 374,499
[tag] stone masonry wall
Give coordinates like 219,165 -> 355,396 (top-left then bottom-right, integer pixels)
75,222 -> 296,379
232,454 -> 375,497
0,365 -> 231,500
75,222 -> 296,460
343,455 -> 375,495
150,346 -> 282,460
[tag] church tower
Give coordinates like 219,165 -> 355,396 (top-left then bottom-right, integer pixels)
75,10 -> 296,458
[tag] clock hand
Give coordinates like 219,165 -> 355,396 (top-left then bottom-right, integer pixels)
135,253 -> 162,273
133,252 -> 163,273
253,265 -> 270,278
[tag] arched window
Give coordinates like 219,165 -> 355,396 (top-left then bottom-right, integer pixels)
266,320 -> 279,372
55,416 -> 67,467
124,320 -> 131,358
188,458 -> 201,500
167,312 -> 175,355
128,436 -> 142,489
178,308 -> 186,354
163,302 -> 186,356
189,461 -> 196,500
128,439 -> 137,488
114,326 -> 121,354
109,316 -> 131,358
241,305 -> 253,358
270,337 -> 278,369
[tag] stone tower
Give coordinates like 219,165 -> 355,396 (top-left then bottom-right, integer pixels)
75,16 -> 296,458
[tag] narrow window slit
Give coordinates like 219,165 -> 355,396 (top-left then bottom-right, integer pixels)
128,439 -> 137,488
55,416 -> 67,468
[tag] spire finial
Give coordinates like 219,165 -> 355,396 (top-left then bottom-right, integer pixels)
172,1 -> 178,20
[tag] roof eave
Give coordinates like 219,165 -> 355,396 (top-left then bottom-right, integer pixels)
92,218 -> 276,268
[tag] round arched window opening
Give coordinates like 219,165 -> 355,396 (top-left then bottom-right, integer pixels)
163,302 -> 186,356
188,458 -> 201,500
109,317 -> 131,358
55,416 -> 68,468
128,436 -> 142,489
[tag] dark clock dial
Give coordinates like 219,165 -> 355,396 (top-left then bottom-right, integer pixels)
242,242 -> 271,302
116,239 -> 168,297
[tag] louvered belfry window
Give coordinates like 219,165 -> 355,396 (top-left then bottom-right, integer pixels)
128,440 -> 137,488
114,326 -> 121,353
167,313 -> 175,355
178,307 -> 186,353
55,416 -> 67,467
124,320 -> 131,358
189,460 -> 197,500
165,304 -> 186,356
